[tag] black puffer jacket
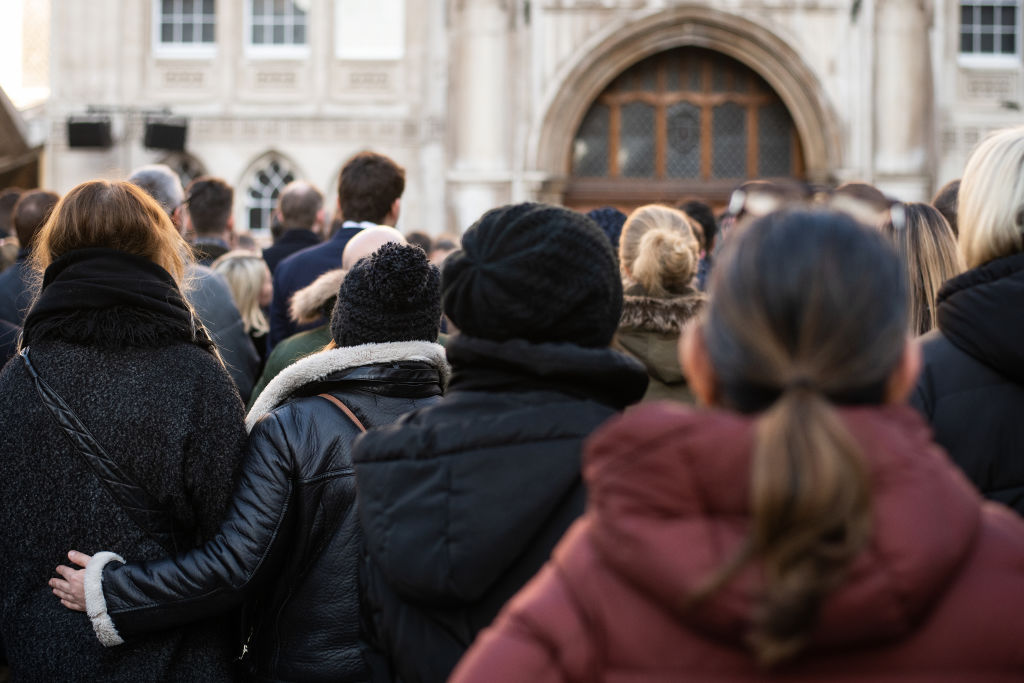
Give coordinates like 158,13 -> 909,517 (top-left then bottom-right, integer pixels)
87,341 -> 448,682
353,334 -> 648,683
912,251 -> 1024,515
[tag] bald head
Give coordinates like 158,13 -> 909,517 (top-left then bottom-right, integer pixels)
341,226 -> 406,270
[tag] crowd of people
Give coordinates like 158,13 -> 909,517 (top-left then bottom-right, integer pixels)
0,122 -> 1021,681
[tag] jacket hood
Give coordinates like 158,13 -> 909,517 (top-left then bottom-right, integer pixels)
616,290 -> 705,385
246,340 -> 449,430
289,268 -> 345,325
618,287 -> 707,335
936,251 -> 1024,384
583,403 -> 981,650
446,334 -> 649,410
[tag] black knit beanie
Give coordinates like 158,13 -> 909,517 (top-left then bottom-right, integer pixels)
586,206 -> 627,250
442,202 -> 622,347
331,242 -> 441,347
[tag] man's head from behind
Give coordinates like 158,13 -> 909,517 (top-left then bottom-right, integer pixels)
128,165 -> 185,229
337,151 -> 405,226
13,190 -> 60,251
277,180 -> 324,233
442,203 -> 622,348
185,176 -> 234,238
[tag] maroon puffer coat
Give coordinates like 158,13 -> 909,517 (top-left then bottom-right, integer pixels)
452,403 -> 1024,682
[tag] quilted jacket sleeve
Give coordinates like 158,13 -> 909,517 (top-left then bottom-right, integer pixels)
84,412 -> 298,644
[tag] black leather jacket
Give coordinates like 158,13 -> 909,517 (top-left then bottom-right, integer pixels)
87,342 -> 448,682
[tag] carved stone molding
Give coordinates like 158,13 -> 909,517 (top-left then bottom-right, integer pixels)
238,65 -> 310,101
183,116 -> 422,146
330,63 -> 403,100
959,71 -> 1021,103
150,63 -> 217,98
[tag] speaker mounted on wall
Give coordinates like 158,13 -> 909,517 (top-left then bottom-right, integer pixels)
144,118 -> 188,151
66,117 -> 113,148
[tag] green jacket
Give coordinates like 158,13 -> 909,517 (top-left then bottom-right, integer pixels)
613,284 -> 706,405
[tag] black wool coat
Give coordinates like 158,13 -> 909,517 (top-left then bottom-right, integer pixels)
912,250 -> 1024,515
0,309 -> 247,681
352,334 -> 649,683
89,341 -> 448,683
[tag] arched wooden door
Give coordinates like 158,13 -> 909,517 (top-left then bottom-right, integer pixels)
565,47 -> 805,212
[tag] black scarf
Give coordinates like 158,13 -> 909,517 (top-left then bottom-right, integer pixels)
22,247 -> 215,352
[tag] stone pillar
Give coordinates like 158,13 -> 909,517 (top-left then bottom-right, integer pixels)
447,0 -> 512,232
873,0 -> 933,201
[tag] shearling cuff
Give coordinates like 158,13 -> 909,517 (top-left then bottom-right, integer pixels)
84,551 -> 126,647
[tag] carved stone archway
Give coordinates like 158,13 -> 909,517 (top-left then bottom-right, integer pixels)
529,7 -> 842,202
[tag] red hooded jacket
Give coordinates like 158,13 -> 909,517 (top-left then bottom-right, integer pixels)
451,403 -> 1024,682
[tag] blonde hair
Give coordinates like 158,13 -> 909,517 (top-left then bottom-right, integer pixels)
881,203 -> 965,335
31,180 -> 189,283
619,204 -> 700,297
959,126 -> 1024,268
211,251 -> 270,335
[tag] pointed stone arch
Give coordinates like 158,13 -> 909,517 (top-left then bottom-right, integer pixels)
237,150 -> 305,233
529,7 -> 842,201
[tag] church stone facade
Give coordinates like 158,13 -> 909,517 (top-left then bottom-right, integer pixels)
37,0 -> 1024,234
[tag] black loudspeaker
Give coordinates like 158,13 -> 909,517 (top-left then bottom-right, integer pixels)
144,119 -> 188,151
67,118 -> 113,148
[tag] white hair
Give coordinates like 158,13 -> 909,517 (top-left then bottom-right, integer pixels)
127,164 -> 184,218
959,126 -> 1024,268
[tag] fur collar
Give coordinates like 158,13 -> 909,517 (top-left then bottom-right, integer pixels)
619,291 -> 707,335
246,340 -> 450,430
289,268 -> 345,324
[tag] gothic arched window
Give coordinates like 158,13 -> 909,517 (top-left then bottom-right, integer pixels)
245,155 -> 296,231
567,47 -> 804,207
161,152 -> 207,190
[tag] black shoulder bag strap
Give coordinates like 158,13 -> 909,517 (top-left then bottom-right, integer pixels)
20,347 -> 179,553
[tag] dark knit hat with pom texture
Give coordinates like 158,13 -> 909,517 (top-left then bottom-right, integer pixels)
331,242 -> 441,347
442,202 -> 622,347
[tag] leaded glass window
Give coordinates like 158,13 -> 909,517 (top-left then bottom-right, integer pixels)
666,102 -> 701,178
620,102 -> 655,178
572,105 -> 609,177
569,47 -> 803,186
162,153 -> 207,190
246,157 -> 296,231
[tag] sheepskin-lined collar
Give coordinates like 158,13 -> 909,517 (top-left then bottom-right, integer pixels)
619,290 -> 707,335
246,340 -> 449,430
289,268 -> 345,325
